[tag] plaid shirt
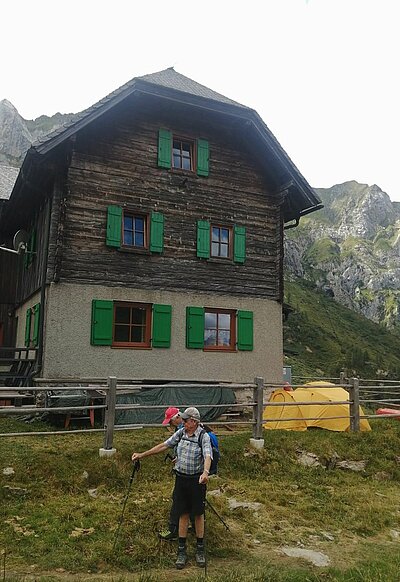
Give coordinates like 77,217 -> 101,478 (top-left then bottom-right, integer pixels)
165,425 -> 212,475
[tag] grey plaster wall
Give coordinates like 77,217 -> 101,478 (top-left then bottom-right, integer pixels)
42,282 -> 283,383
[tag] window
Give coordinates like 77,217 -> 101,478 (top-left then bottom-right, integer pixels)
186,307 -> 253,351
211,226 -> 231,259
113,302 -> 151,347
123,212 -> 147,248
204,309 -> 235,351
197,221 -> 246,263
173,138 -> 194,171
158,129 -> 209,176
106,207 -> 164,253
91,300 -> 172,348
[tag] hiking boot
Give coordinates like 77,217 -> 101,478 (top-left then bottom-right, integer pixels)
158,528 -> 178,541
195,545 -> 206,568
175,547 -> 187,569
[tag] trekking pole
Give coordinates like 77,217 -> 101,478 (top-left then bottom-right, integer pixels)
204,492 -> 208,579
206,498 -> 230,531
112,460 -> 140,552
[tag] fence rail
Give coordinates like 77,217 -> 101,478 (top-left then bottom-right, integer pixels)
1,376 -> 400,451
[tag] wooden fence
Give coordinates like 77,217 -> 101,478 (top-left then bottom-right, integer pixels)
1,375 -> 400,453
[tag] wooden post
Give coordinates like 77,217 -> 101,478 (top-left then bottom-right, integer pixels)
349,377 -> 360,432
339,371 -> 345,386
100,376 -> 117,456
252,377 -> 264,439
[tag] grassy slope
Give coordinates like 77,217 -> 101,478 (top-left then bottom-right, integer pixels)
284,280 -> 400,379
1,418 -> 400,581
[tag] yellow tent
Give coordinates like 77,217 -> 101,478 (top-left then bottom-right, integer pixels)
263,381 -> 371,432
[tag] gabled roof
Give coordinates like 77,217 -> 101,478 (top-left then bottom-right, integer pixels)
137,68 -> 247,108
8,68 -> 322,223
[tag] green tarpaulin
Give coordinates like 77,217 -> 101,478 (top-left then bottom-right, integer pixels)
115,386 -> 236,425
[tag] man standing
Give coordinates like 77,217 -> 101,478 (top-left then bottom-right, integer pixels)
132,406 -> 212,569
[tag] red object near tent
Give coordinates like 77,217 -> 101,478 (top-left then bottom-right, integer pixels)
376,408 -> 400,420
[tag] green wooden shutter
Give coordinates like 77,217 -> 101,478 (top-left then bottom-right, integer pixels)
197,220 -> 210,258
158,129 -> 172,169
24,308 -> 32,347
91,300 -> 113,345
186,306 -> 204,349
24,237 -> 29,268
152,304 -> 172,348
234,225 -> 246,263
32,303 -> 41,347
24,229 -> 36,268
150,212 -> 164,253
28,230 -> 36,266
197,139 -> 209,177
237,310 -> 254,351
106,206 -> 122,248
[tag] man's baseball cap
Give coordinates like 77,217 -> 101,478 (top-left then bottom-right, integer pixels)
162,407 -> 181,425
180,407 -> 201,421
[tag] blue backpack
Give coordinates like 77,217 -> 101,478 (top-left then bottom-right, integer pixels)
199,428 -> 220,475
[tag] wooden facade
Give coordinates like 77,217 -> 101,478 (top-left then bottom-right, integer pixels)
59,95 -> 283,299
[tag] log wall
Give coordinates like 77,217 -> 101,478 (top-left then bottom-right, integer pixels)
59,95 -> 284,300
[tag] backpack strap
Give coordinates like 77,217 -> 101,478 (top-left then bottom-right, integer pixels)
198,428 -> 206,448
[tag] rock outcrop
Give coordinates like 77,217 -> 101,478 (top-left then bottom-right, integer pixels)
0,99 -> 75,197
285,181 -> 400,328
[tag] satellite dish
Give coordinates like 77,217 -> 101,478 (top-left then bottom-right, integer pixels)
13,230 -> 29,254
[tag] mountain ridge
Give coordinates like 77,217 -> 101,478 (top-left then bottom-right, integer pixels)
285,180 -> 400,328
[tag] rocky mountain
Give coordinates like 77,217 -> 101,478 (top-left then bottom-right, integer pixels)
285,181 -> 400,329
0,99 -> 75,197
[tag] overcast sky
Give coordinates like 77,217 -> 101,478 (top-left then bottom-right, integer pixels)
1,0 -> 399,200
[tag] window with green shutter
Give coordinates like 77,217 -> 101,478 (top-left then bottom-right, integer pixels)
198,221 -> 246,262
106,207 -> 164,254
237,310 -> 254,351
186,306 -> 253,352
91,300 -> 172,349
152,304 -> 172,348
159,129 -> 209,176
186,306 -> 205,349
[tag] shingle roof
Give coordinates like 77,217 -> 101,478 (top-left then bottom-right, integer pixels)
137,68 -> 248,108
